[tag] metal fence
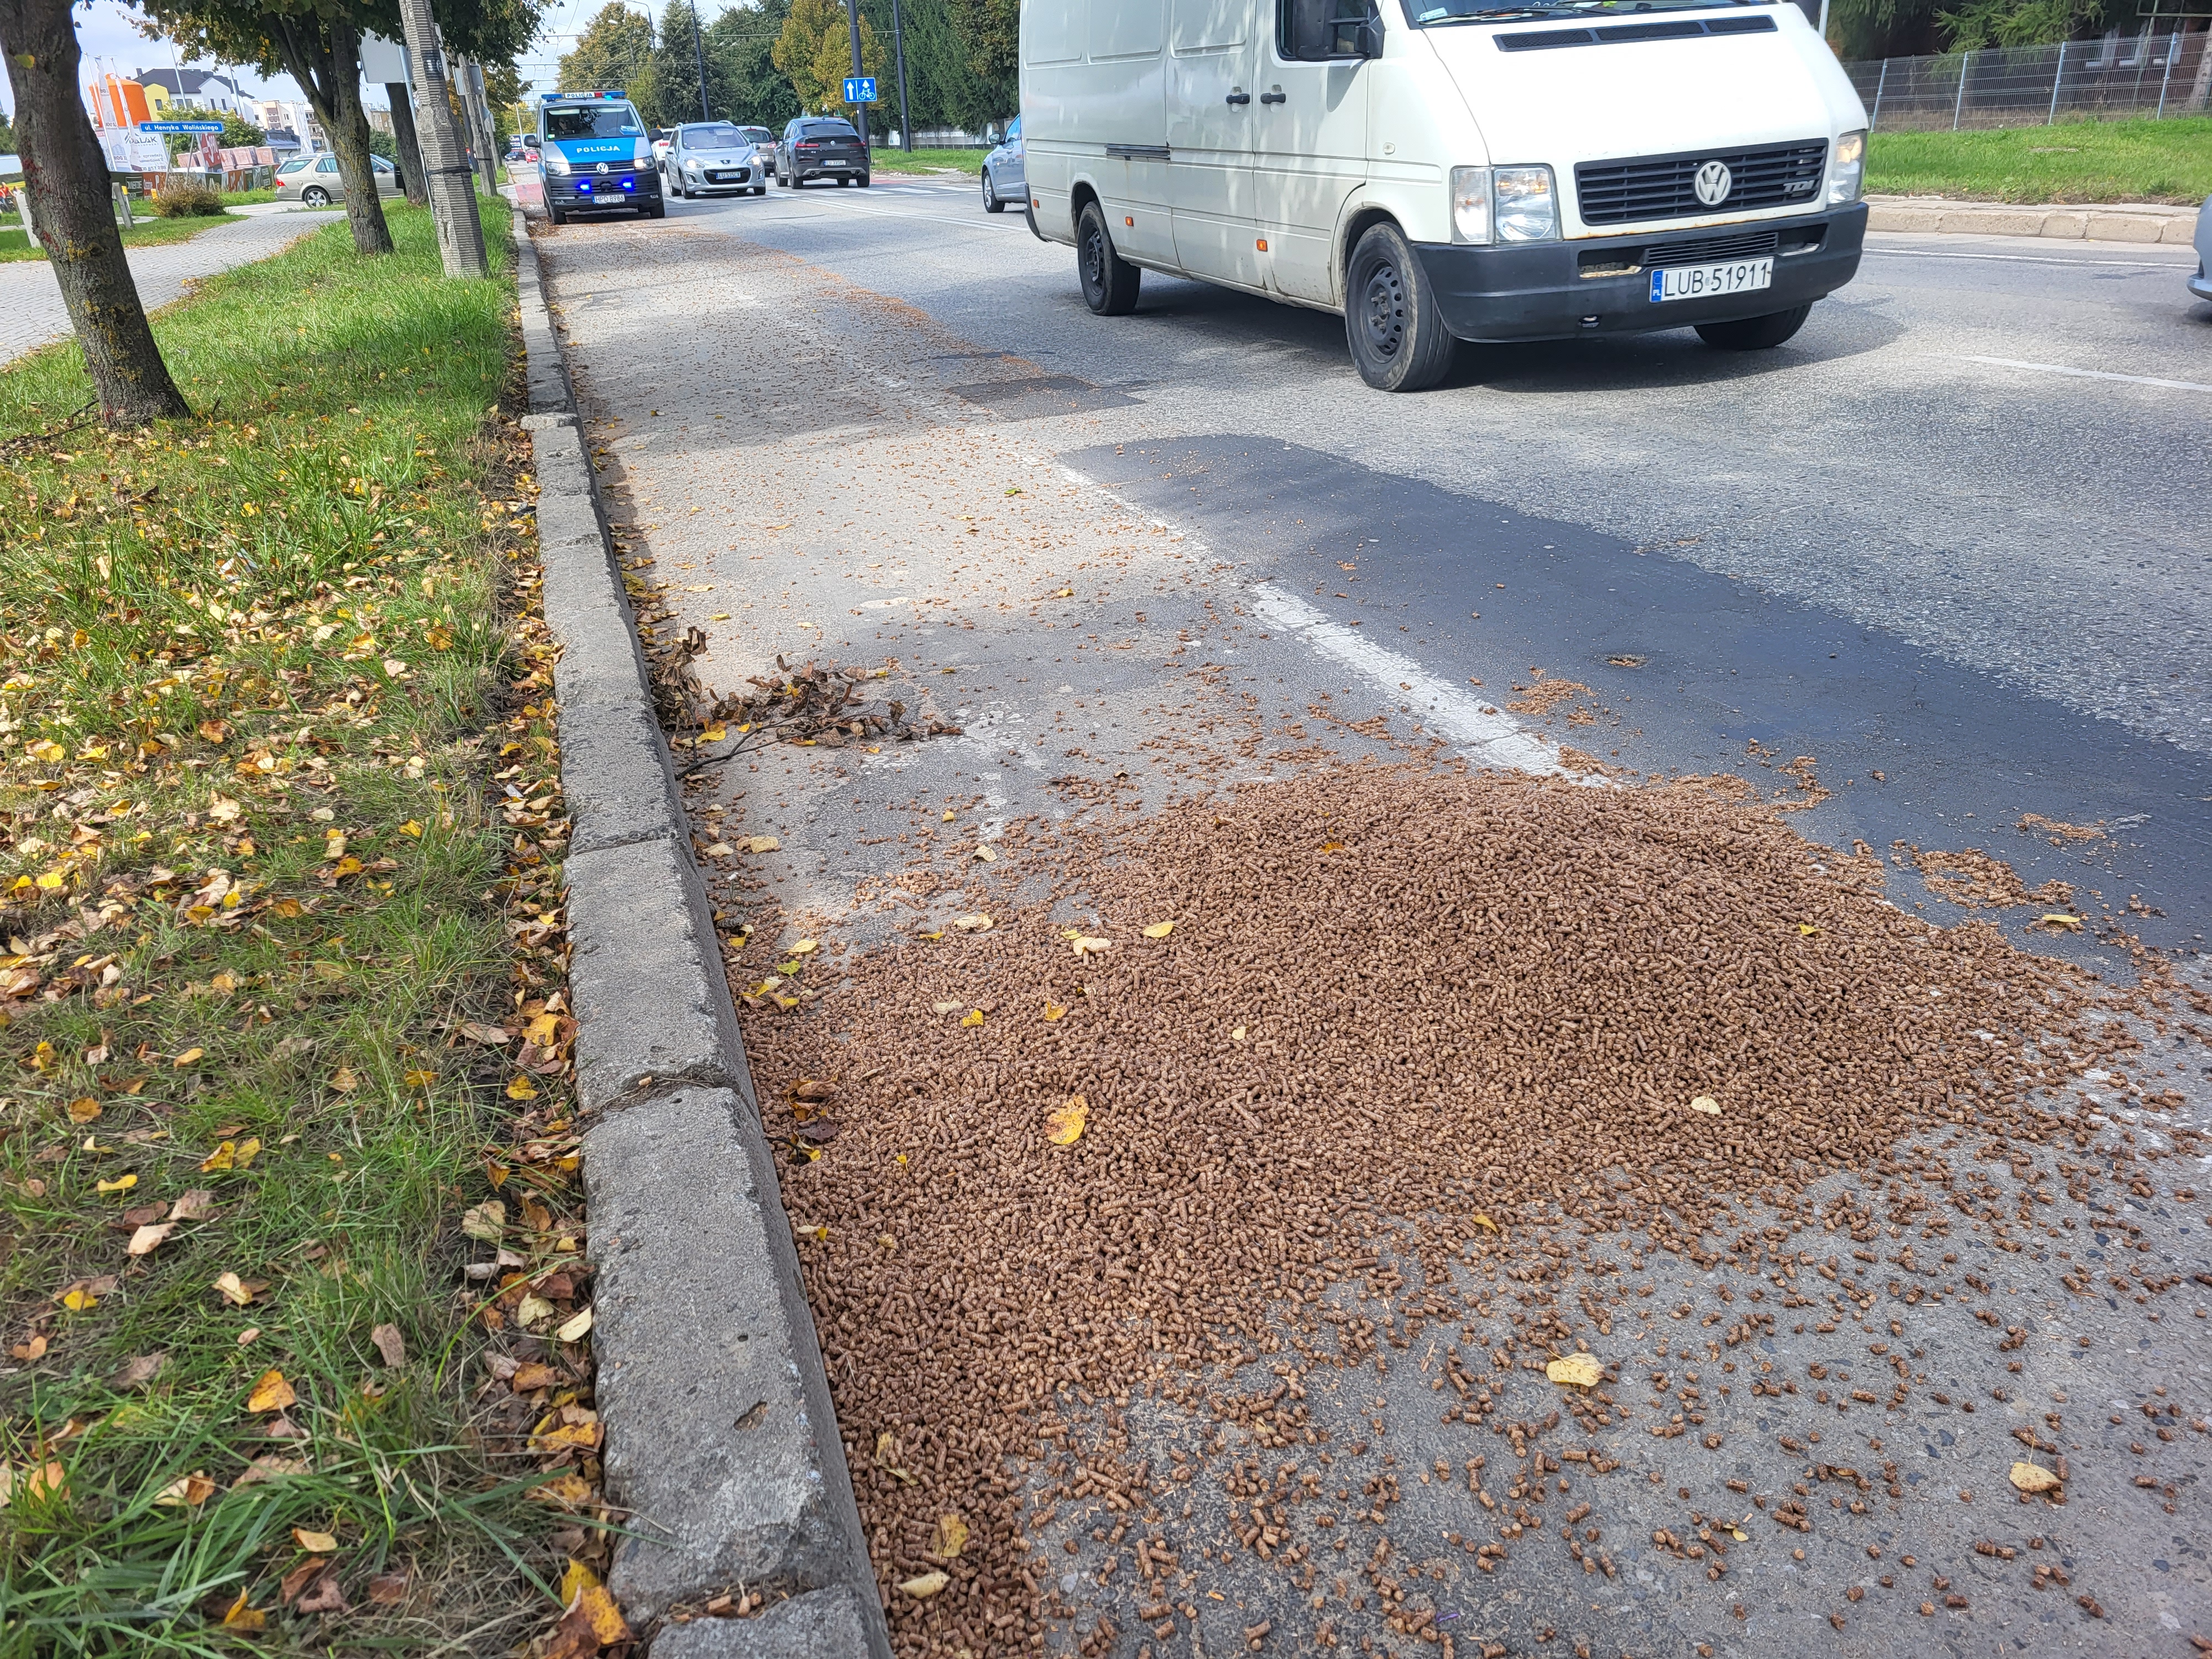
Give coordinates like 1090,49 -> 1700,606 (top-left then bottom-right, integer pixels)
1844,27 -> 2212,129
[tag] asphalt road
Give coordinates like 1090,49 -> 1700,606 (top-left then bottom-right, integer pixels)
533,178 -> 2212,1658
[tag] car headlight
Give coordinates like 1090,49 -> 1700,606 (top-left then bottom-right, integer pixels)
543,152 -> 571,176
1828,129 -> 1866,205
1449,166 -> 1491,245
1493,165 -> 1558,242
634,141 -> 655,166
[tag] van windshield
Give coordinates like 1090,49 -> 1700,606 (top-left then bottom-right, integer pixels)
1406,0 -> 1770,23
544,103 -> 643,139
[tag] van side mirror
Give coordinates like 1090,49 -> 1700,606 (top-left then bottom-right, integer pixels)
1354,12 -> 1384,55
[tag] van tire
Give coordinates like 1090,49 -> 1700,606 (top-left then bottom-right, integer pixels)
1693,305 -> 1812,351
1077,202 -> 1141,316
1344,223 -> 1455,392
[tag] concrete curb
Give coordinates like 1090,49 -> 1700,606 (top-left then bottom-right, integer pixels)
511,213 -> 888,1659
1864,194 -> 2199,245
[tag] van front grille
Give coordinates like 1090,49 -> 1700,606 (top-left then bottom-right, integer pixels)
1575,141 -> 1827,226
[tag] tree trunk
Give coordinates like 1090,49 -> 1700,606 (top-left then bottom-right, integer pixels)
0,0 -> 190,424
387,82 -> 429,206
273,15 -> 394,255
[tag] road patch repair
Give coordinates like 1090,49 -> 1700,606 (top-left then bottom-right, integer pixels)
526,215 -> 2212,1655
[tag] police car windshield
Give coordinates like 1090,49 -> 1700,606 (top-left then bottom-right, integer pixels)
545,105 -> 640,139
682,124 -> 749,148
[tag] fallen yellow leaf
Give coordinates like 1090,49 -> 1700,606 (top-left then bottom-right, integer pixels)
330,1067 -> 358,1092
790,940 -> 818,954
154,1472 -> 217,1507
524,1013 -> 559,1047
460,1201 -> 505,1241
1045,1096 -> 1088,1146
973,844 -> 997,862
555,1308 -> 593,1343
233,1138 -> 261,1169
1688,1096 -> 1721,1115
293,1527 -> 338,1553
1470,1213 -> 1498,1233
933,1512 -> 969,1559
506,1076 -> 539,1101
127,1222 -> 177,1256
400,820 -> 423,837
200,1140 -> 237,1172
961,1009 -> 984,1027
899,1571 -> 950,1599
2009,1462 -> 2062,1494
61,1287 -> 99,1312
2039,914 -> 2083,931
1042,1000 -> 1067,1021
1546,1353 -> 1604,1389
66,1097 -> 100,1123
745,835 -> 780,853
1142,920 -> 1174,938
574,1582 -> 630,1644
213,1271 -> 255,1307
173,1047 -> 204,1067
95,1174 -> 137,1194
247,1369 -> 296,1412
220,1592 -> 265,1631
1070,936 -> 1112,958
1797,922 -> 1821,936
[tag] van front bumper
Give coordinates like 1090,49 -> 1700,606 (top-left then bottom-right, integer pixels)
1412,205 -> 1866,343
546,170 -> 661,210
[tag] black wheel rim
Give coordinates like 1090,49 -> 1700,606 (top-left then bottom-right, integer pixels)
1081,223 -> 1105,298
1359,259 -> 1406,360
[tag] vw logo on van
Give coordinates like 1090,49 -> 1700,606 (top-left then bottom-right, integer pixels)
1693,160 -> 1733,206
595,161 -> 609,175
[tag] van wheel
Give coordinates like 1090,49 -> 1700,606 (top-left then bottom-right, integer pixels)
1344,222 -> 1455,392
547,202 -> 566,226
1694,305 -> 1812,351
1077,201 -> 1141,316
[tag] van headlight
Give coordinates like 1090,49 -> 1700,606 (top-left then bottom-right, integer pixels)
1449,167 -> 1491,244
1828,129 -> 1865,205
1493,166 -> 1558,242
543,152 -> 571,176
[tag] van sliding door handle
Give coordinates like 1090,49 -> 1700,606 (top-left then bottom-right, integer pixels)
1259,89 -> 1286,103
1224,88 -> 1251,104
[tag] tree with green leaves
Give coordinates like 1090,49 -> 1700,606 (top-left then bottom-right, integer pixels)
948,0 -> 1015,117
706,0 -> 800,126
652,0 -> 719,123
559,3 -> 659,119
0,0 -> 192,422
773,0 -> 884,115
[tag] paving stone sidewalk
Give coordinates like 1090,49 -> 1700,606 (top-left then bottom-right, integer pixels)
0,208 -> 341,369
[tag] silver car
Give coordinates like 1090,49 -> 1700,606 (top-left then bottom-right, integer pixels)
273,152 -> 402,207
980,115 -> 1024,214
662,122 -> 768,200
2191,195 -> 2210,304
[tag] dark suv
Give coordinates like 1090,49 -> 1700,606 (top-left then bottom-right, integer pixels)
776,117 -> 869,189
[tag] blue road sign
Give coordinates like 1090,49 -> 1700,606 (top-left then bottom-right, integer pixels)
843,76 -> 878,103
139,120 -> 226,134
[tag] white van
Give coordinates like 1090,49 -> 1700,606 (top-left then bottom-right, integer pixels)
1019,0 -> 1870,389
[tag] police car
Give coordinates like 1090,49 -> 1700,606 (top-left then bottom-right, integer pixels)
538,90 -> 664,225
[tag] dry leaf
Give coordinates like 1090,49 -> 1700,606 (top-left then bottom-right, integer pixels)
1046,1096 -> 1089,1146
1797,922 -> 1821,936
961,1009 -> 984,1028
220,1592 -> 265,1631
899,1571 -> 950,1599
555,1307 -> 593,1343
95,1174 -> 137,1194
293,1527 -> 338,1553
745,835 -> 780,853
11,1335 -> 45,1363
330,1067 -> 358,1093
66,1097 -> 100,1123
247,1369 -> 296,1412
1470,1213 -> 1499,1233
200,1140 -> 237,1172
231,1136 -> 262,1168
952,914 -> 993,932
933,1512 -> 969,1559
213,1271 -> 255,1307
2009,1462 -> 2062,1493
154,1472 -> 216,1507
232,1454 -> 307,1488
506,1075 -> 539,1101
169,1189 -> 216,1222
108,1353 -> 165,1389
2038,914 -> 2083,932
366,1571 -> 409,1605
972,844 -> 997,863
460,1201 -> 505,1241
1070,936 -> 1112,958
173,1047 -> 204,1067
1142,920 -> 1174,938
517,1293 -> 554,1329
1688,1096 -> 1721,1115
459,1021 -> 509,1046
296,1573 -> 349,1616
127,1222 -> 176,1256
370,1323 -> 406,1367
1546,1354 -> 1604,1389
1042,1000 -> 1068,1021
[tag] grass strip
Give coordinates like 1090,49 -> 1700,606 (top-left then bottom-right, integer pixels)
1866,115 -> 2212,204
0,202 -> 606,1652
865,146 -> 987,176
0,216 -> 248,265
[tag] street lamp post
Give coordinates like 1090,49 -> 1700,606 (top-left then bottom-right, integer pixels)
690,0 -> 710,119
889,0 -> 912,150
842,0 -> 868,148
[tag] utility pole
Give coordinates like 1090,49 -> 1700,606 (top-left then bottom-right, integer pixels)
394,0 -> 487,278
889,0 -> 911,150
842,0 -> 867,148
690,0 -> 710,119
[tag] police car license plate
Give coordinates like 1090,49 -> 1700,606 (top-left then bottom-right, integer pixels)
1650,257 -> 1772,303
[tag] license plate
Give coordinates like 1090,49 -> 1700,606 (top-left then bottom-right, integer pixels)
1650,257 -> 1772,303
825,160 -> 848,168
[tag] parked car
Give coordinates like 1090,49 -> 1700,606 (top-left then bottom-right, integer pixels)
981,114 -> 1025,213
651,128 -> 674,165
775,117 -> 869,188
664,122 -> 768,198
735,125 -> 776,154
1021,0 -> 1869,390
2192,195 -> 2211,304
274,152 -> 402,207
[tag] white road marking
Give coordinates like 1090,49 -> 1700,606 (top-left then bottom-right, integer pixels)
1865,245 -> 2194,270
1957,354 -> 2212,394
1248,585 -> 1571,778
